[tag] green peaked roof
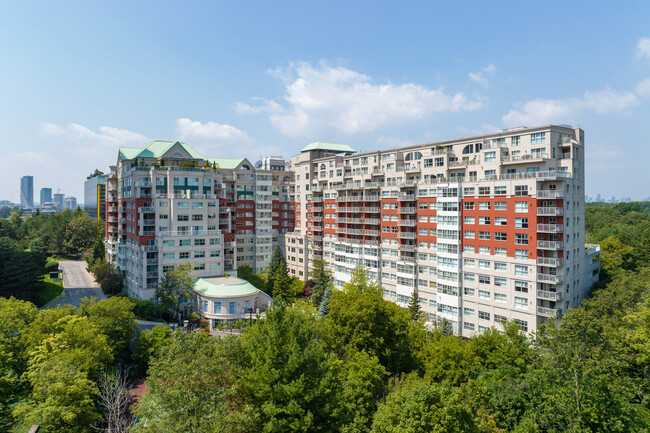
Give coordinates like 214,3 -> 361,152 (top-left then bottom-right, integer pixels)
300,142 -> 356,153
193,276 -> 268,298
206,157 -> 247,170
119,140 -> 204,160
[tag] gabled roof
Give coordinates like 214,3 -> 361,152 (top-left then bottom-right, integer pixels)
193,276 -> 266,298
119,140 -> 204,160
300,142 -> 356,153
206,157 -> 247,170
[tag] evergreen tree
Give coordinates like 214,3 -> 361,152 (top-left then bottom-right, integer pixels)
408,288 -> 421,321
343,265 -> 383,297
267,245 -> 285,293
318,285 -> 332,317
271,257 -> 293,303
311,258 -> 331,307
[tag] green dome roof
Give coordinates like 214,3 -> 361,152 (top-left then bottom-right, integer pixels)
193,276 -> 266,298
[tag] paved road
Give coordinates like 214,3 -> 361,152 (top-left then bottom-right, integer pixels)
43,260 -> 106,308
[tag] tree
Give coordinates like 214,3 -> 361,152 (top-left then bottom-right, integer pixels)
155,262 -> 195,321
133,325 -> 173,376
0,237 -> 46,301
96,370 -> 134,433
408,288 -> 421,321
237,264 -> 266,289
87,169 -> 105,180
78,297 -> 137,363
88,238 -> 105,268
318,285 -> 332,317
271,257 -> 301,303
343,265 -> 382,297
89,260 -> 123,296
132,330 -> 256,433
370,375 -> 477,433
64,212 -> 100,256
310,258 -> 331,307
267,245 -> 285,293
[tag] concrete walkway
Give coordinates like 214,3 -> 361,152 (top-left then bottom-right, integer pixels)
42,260 -> 107,309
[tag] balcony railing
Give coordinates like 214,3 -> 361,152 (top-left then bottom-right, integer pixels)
537,190 -> 563,199
537,257 -> 564,267
537,224 -> 563,233
398,244 -> 416,252
537,273 -> 563,284
398,194 -> 416,201
537,240 -> 563,249
139,207 -> 155,213
537,306 -> 559,317
398,232 -> 416,239
364,195 -> 380,201
398,208 -> 417,214
537,207 -> 564,216
537,290 -> 564,301
398,219 -> 417,226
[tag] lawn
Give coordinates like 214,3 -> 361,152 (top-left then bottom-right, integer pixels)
38,273 -> 64,307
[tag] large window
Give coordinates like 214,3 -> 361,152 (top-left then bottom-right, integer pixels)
515,201 -> 528,213
531,132 -> 546,144
484,152 -> 496,163
515,185 -> 528,196
515,217 -> 529,229
515,297 -> 528,309
229,302 -> 237,315
479,311 -> 491,321
213,302 -> 221,314
515,233 -> 529,245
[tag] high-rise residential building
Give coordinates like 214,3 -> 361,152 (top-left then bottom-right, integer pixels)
20,176 -> 34,208
286,125 -> 599,337
105,140 -> 295,300
40,188 -> 53,206
53,193 -> 65,208
64,196 -> 77,209
84,175 -> 107,220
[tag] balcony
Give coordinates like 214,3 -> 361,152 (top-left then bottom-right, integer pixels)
340,228 -> 364,235
501,153 -> 548,164
537,207 -> 564,216
141,219 -> 156,226
141,245 -> 158,252
398,194 -> 416,201
537,224 -> 563,233
398,232 -> 416,239
364,218 -> 380,225
338,196 -> 362,202
399,255 -> 416,263
108,226 -> 118,233
338,217 -> 363,224
312,196 -> 323,203
107,216 -> 118,223
365,229 -> 380,236
364,195 -> 380,201
312,216 -> 323,222
398,219 -> 417,227
108,206 -> 118,213
364,207 -> 380,213
312,205 -> 323,211
537,273 -> 563,284
398,207 -> 417,214
537,240 -> 563,250
537,290 -> 564,301
398,244 -> 416,252
537,257 -> 564,267
537,190 -> 563,199
312,235 -> 322,241
537,306 -> 559,317
139,207 -> 155,214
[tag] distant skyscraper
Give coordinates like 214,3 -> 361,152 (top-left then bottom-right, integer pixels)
53,193 -> 65,208
84,175 -> 107,220
64,196 -> 77,210
20,176 -> 34,208
40,188 -> 53,206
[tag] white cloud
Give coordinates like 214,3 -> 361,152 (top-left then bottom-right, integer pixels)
502,87 -> 638,126
468,64 -> 496,89
175,118 -> 250,143
636,37 -> 650,62
238,61 -> 485,137
636,78 -> 650,98
41,122 -> 65,135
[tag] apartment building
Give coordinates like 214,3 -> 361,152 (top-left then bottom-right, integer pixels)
286,126 -> 600,336
105,140 -> 295,300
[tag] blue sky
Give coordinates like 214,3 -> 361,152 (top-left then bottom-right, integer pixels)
1,0 -> 650,203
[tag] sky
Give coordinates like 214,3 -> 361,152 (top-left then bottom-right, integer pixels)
1,0 -> 650,203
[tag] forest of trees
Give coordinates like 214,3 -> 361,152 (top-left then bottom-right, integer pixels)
1,202 -> 650,432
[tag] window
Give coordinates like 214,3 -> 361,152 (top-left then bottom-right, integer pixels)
464,258 -> 475,267
515,185 -> 528,196
229,302 -> 237,314
515,297 -> 528,309
514,281 -> 528,293
515,233 -> 529,245
192,202 -> 203,209
464,202 -> 475,210
479,217 -> 490,225
179,239 -> 191,246
464,308 -> 475,317
464,272 -> 475,281
494,247 -> 507,257
464,287 -> 475,296
478,260 -> 490,270
515,249 -> 528,260
514,265 -> 528,276
495,293 -> 507,303
511,136 -> 520,146
213,302 -> 221,314
479,246 -> 490,255
179,252 -> 190,259
495,217 -> 507,226
194,251 -> 205,258
531,132 -> 546,144
495,201 -> 507,210
495,232 -> 507,241
464,216 -> 475,225
479,186 -> 490,195
484,151 -> 496,163
514,319 -> 528,332
464,231 -> 475,239
194,239 -> 205,246
494,277 -> 507,287
513,218 -> 529,230
479,231 -> 491,240
515,201 -> 528,213
479,202 -> 490,210
177,215 -> 189,221
494,186 -> 506,195
479,290 -> 490,300
464,322 -> 476,331
464,245 -> 475,253
464,187 -> 475,195
479,311 -> 491,321
495,262 -> 507,272
479,275 -> 491,284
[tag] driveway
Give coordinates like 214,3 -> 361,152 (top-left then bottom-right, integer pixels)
43,260 -> 107,308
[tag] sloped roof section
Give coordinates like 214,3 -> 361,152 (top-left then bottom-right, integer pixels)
206,157 -> 247,170
300,142 -> 356,153
119,140 -> 204,160
119,147 -> 142,160
193,276 -> 267,298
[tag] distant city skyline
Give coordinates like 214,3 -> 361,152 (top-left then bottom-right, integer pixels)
1,2 -> 650,201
